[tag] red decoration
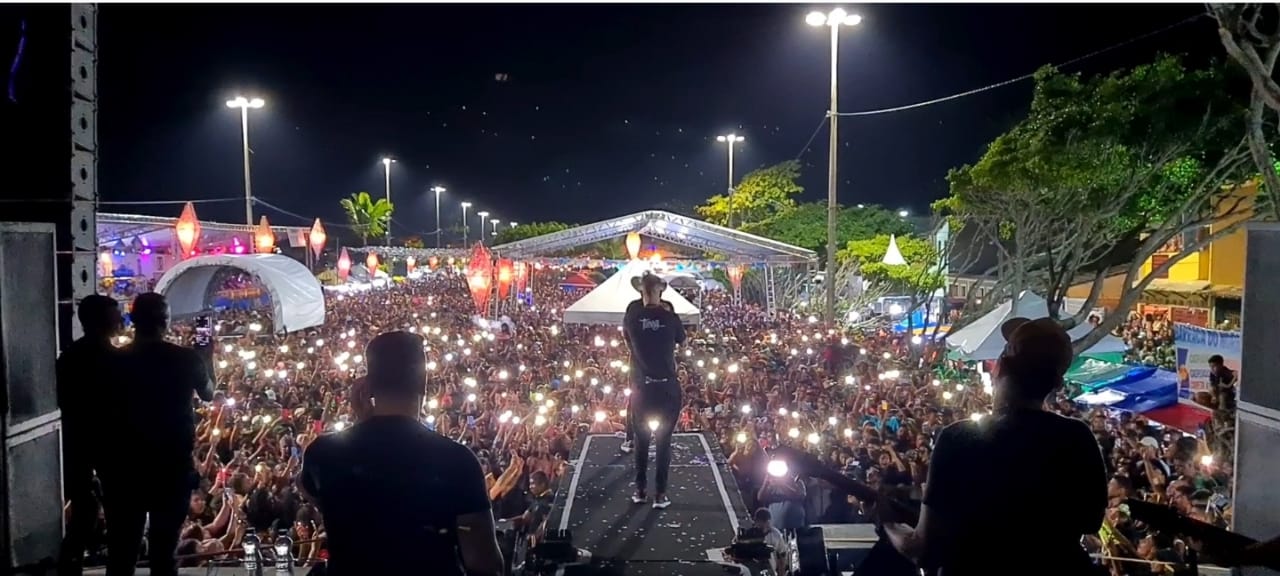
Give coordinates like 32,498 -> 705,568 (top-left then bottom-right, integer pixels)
308,219 -> 327,259
514,261 -> 529,295
337,248 -> 352,282
625,232 -> 641,260
366,252 -> 379,273
496,259 -> 514,299
406,256 -> 416,274
727,264 -> 745,294
254,215 -> 276,253
465,243 -> 494,315
174,202 -> 201,258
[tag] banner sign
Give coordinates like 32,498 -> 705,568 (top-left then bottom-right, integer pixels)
1174,323 -> 1241,398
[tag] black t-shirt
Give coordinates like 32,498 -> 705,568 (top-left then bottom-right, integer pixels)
623,299 -> 686,381
56,336 -> 120,457
922,409 -> 1106,575
301,416 -> 490,576
116,338 -> 214,471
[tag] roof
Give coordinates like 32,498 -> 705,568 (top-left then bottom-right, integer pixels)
490,210 -> 817,264
98,212 -> 310,251
154,254 -> 325,333
562,260 -> 700,325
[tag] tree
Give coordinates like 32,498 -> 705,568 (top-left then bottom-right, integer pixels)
695,160 -> 804,227
1212,4 -> 1280,220
840,234 -> 946,303
402,236 -> 425,249
939,55 -> 1259,353
492,221 -> 576,245
742,202 -> 914,256
339,191 -> 394,246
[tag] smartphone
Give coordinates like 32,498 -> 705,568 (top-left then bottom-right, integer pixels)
467,415 -> 477,429
193,315 -> 213,350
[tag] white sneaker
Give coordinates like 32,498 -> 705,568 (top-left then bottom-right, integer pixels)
652,495 -> 671,509
620,440 -> 634,454
631,491 -> 647,504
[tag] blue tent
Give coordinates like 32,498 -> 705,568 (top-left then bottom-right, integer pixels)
1074,369 -> 1179,413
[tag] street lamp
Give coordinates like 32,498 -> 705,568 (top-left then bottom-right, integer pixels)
477,211 -> 490,246
898,209 -> 910,218
490,220 -> 502,236
509,222 -> 518,229
431,186 -> 446,248
807,7 -> 862,323
226,96 -> 265,226
381,157 -> 395,243
716,133 -> 745,228
461,202 -> 472,246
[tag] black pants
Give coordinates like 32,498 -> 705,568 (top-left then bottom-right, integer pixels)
59,450 -> 98,576
100,467 -> 194,576
632,381 -> 681,495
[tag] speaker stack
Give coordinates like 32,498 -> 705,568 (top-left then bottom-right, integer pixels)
0,4 -> 98,573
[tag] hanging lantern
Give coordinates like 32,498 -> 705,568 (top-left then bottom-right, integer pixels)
727,264 -> 745,294
231,237 -> 247,255
406,256 -> 416,274
496,259 -> 514,299
366,252 -> 379,274
428,255 -> 439,269
174,201 -> 201,258
337,248 -> 352,282
254,215 -> 276,253
625,232 -> 641,260
308,218 -> 327,259
465,243 -> 494,316
514,261 -> 529,294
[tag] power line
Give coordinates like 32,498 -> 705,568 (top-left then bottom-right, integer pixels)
98,198 -> 243,205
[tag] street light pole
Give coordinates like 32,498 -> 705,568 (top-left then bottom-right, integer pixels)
477,212 -> 490,246
381,157 -> 395,243
808,7 -> 861,324
716,133 -> 745,228
431,186 -> 446,248
461,202 -> 472,246
225,96 -> 265,227
490,220 -> 501,237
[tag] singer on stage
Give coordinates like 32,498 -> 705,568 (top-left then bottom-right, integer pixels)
623,272 -> 686,509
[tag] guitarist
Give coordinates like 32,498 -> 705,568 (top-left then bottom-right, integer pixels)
882,318 -> 1108,575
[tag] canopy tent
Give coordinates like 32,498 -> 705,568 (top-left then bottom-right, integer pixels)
562,260 -> 700,325
155,254 -> 325,333
1066,359 -> 1154,393
1074,369 -> 1179,413
559,271 -> 598,289
1142,401 -> 1212,435
944,291 -> 1127,361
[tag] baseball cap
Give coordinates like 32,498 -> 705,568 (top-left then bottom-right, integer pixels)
1000,317 -> 1074,378
629,271 -> 667,293
1139,436 -> 1161,449
365,331 -> 427,398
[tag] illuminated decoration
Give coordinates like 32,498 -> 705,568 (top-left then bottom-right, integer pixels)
625,232 -> 641,260
727,264 -> 744,294
254,215 -> 275,253
366,251 -> 379,273
337,248 -> 352,282
98,251 -> 113,277
514,261 -> 529,294
428,255 -> 439,269
465,242 -> 494,315
231,237 -> 246,255
496,259 -> 514,299
174,201 -> 202,258
648,251 -> 661,263
308,218 -> 327,259
406,256 -> 416,274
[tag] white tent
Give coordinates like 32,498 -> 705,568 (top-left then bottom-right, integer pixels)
562,260 -> 700,325
882,234 -> 907,265
945,291 -> 1126,361
155,254 -> 326,333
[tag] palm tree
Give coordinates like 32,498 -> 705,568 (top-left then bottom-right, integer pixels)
339,191 -> 394,245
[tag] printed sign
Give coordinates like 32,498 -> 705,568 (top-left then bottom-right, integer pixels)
1174,324 -> 1241,398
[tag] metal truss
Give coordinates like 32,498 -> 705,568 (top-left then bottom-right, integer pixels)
489,210 -> 817,264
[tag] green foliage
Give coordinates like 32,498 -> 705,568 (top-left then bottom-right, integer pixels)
492,221 -> 576,245
402,236 -> 425,249
839,235 -> 945,297
742,202 -> 914,255
695,160 -> 804,227
339,191 -> 394,246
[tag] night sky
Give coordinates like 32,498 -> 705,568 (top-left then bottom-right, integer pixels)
98,3 -> 1217,241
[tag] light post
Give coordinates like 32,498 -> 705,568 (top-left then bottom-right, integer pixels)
898,209 -> 910,218
431,186 -> 446,248
509,222 -> 518,229
490,220 -> 501,237
381,157 -> 395,243
461,202 -> 472,246
477,212 -> 490,246
716,133 -> 745,228
807,7 -> 862,323
225,96 -> 265,226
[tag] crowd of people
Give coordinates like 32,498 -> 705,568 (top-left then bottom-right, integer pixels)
59,266 -> 1238,575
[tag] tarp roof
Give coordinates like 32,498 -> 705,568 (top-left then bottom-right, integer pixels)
945,291 -> 1127,361
154,254 -> 325,333
563,260 -> 700,325
98,212 -> 309,252
491,210 -> 817,264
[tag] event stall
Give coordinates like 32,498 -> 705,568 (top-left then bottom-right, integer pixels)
562,260 -> 700,325
945,291 -> 1127,361
154,254 -> 325,333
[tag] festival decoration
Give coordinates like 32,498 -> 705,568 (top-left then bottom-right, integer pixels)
98,251 -> 113,277
406,256 -> 416,274
174,201 -> 201,258
308,218 -> 327,259
231,237 -> 246,254
727,264 -> 744,295
625,232 -> 641,260
254,216 -> 276,253
366,252 -> 380,273
337,248 -> 352,282
514,261 -> 529,294
465,243 -> 494,315
496,259 -> 514,299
